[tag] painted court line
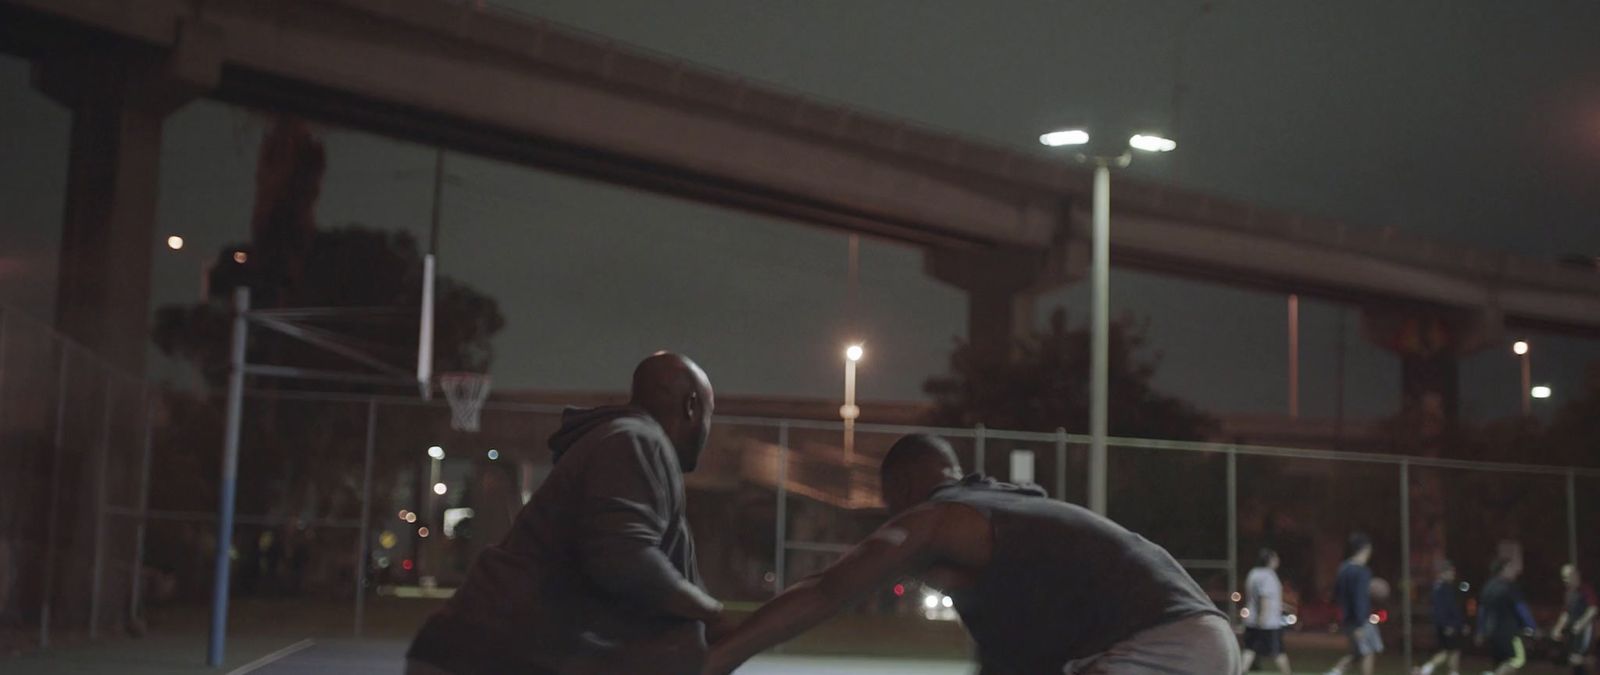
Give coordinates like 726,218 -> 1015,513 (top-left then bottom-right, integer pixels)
225,638 -> 317,675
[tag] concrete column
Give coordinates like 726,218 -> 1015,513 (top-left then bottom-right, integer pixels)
1361,307 -> 1498,425
1362,305 -> 1499,615
925,242 -> 1079,362
32,23 -> 220,373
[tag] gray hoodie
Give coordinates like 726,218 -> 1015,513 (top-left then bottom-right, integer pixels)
407,406 -> 704,674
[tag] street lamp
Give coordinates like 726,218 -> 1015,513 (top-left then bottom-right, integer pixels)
840,345 -> 864,459
1512,341 -> 1531,415
1040,128 -> 1176,517
1531,385 -> 1552,400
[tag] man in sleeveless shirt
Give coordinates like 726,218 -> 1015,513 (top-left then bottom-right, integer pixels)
704,433 -> 1237,674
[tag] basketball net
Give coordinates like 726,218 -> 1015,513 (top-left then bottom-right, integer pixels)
439,372 -> 491,432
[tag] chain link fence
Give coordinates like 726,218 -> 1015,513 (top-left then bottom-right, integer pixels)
3,305 -> 1597,669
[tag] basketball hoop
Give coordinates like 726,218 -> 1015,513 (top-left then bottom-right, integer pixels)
439,372 -> 491,432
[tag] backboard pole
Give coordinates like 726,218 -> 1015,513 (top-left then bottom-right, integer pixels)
417,254 -> 435,398
208,287 -> 249,667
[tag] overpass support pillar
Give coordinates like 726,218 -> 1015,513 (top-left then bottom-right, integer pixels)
925,242 -> 1080,362
1360,307 -> 1501,425
1361,305 -> 1501,602
32,24 -> 220,373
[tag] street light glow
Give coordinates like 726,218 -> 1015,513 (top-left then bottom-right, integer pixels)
1039,129 -> 1090,147
232,251 -> 248,264
1128,134 -> 1177,152
166,235 -> 185,250
845,344 -> 864,362
487,449 -> 499,460
428,446 -> 445,460
433,482 -> 448,495
1531,385 -> 1552,399
1512,340 -> 1529,355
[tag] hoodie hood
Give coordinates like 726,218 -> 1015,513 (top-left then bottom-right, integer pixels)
548,405 -> 648,463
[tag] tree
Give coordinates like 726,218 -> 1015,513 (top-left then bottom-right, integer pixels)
146,116 -> 504,597
923,308 -> 1220,559
923,307 -> 1215,439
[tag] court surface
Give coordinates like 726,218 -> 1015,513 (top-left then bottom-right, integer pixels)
233,639 -> 975,675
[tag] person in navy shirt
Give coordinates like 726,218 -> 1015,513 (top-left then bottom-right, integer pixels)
1416,559 -> 1464,675
1326,533 -> 1381,675
1552,564 -> 1597,675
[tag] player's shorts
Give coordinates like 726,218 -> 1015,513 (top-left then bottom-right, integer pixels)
1062,614 -> 1240,674
1345,623 -> 1383,656
1570,624 -> 1595,657
1489,635 -> 1526,668
1433,625 -> 1462,651
1242,627 -> 1284,657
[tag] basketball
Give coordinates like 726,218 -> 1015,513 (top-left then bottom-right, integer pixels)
1369,577 -> 1391,600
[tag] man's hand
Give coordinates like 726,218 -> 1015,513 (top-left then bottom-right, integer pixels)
704,611 -> 741,645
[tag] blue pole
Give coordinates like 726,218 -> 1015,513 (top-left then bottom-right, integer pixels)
208,287 -> 249,667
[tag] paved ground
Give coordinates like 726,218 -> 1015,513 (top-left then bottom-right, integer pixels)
3,597 -> 1584,674
242,640 -> 976,675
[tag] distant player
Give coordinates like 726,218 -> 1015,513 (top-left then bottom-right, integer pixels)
1477,556 -> 1537,675
1552,564 -> 1597,675
1326,533 -> 1382,675
704,434 -> 1239,674
1241,548 -> 1293,674
1415,559 -> 1464,675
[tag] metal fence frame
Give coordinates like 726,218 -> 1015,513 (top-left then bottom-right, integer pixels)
3,307 -> 1596,668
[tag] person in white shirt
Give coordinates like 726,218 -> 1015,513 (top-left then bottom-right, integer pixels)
1241,548 -> 1293,675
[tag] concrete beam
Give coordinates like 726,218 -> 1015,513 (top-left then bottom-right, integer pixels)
5,0 -> 1598,336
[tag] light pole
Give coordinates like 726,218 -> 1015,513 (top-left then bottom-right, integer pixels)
1513,341 -> 1531,416
1288,295 -> 1300,419
840,344 -> 863,459
1040,129 -> 1176,516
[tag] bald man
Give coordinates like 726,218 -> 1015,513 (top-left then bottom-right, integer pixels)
705,434 -> 1236,675
407,353 -> 720,674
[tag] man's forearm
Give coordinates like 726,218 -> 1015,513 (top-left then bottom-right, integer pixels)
655,577 -> 723,622
589,545 -> 718,620
707,578 -> 842,672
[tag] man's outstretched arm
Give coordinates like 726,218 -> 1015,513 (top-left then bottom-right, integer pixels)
701,505 -> 956,674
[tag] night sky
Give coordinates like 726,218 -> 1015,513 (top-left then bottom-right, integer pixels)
2,0 -> 1598,426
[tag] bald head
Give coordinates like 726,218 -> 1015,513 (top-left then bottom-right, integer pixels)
880,434 -> 962,515
630,352 -> 715,471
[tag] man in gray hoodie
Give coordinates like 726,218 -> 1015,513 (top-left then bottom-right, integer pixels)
407,352 -> 720,674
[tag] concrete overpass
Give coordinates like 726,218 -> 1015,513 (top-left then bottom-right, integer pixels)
4,0 -> 1597,412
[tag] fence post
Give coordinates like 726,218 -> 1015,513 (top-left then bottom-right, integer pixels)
1054,428 -> 1067,501
129,392 -> 155,627
354,399 -> 377,637
774,421 -> 789,597
88,383 -> 113,639
40,348 -> 69,648
1400,460 -> 1413,669
208,287 -> 250,667
1567,470 -> 1579,567
974,424 -> 985,475
1225,448 -> 1237,625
